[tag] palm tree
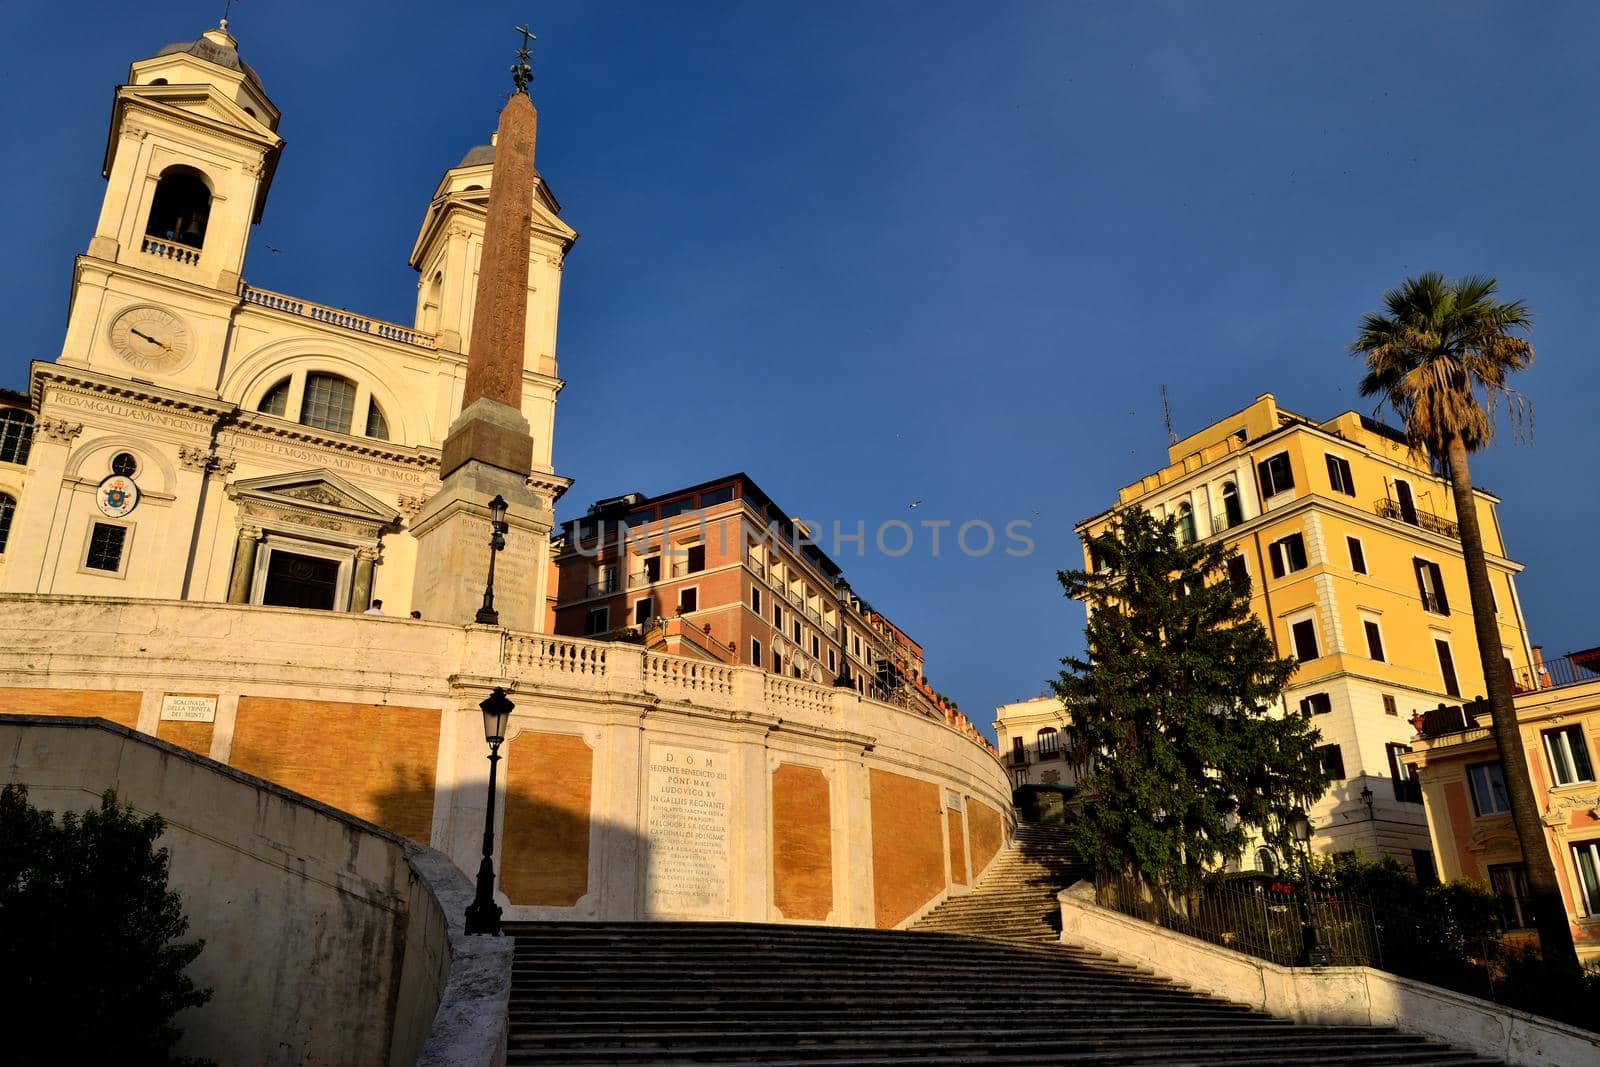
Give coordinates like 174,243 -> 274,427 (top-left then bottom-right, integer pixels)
1351,272 -> 1578,972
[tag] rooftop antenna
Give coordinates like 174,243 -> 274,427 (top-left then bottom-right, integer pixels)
1161,384 -> 1177,445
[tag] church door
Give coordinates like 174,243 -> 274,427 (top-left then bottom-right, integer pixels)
261,550 -> 342,610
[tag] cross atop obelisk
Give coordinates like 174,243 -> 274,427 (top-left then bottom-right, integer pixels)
412,28 -> 566,631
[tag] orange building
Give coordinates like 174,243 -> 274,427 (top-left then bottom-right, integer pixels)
550,473 -> 983,739
1403,648 -> 1600,964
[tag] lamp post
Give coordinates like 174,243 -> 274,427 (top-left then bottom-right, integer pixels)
1360,783 -> 1375,821
475,494 -> 510,625
465,686 -> 514,935
1288,808 -> 1331,966
832,575 -> 853,690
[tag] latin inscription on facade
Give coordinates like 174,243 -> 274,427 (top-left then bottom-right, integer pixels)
645,743 -> 730,917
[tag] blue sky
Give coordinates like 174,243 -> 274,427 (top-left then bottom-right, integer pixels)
5,2 -> 1598,735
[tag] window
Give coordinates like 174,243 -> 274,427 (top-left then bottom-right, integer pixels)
111,452 -> 139,477
1010,736 -> 1026,766
0,410 -> 35,465
1382,694 -> 1398,716
793,620 -> 801,643
853,635 -> 861,657
1012,770 -> 1029,789
1298,692 -> 1332,715
0,493 -> 15,553
750,587 -> 762,614
772,650 -> 783,674
1543,725 -> 1595,787
144,165 -> 211,248
1387,742 -> 1421,803
827,649 -> 836,671
1488,864 -> 1533,929
1176,502 -> 1197,543
1325,454 -> 1356,496
1347,536 -> 1366,574
1317,743 -> 1346,780
1412,851 -> 1438,887
643,555 -> 661,583
811,634 -> 820,658
1268,533 -> 1308,577
259,378 -> 290,416
1436,638 -> 1461,697
84,522 -> 127,573
682,543 -> 706,574
1221,482 -> 1243,528
1257,451 -> 1294,497
1254,848 -> 1278,876
677,587 -> 698,613
1574,841 -> 1600,916
1467,762 -> 1511,816
1037,728 -> 1060,758
299,373 -> 357,434
364,401 -> 389,440
1364,619 -> 1386,662
773,604 -> 783,628
592,563 -> 617,595
1395,479 -> 1419,524
750,638 -> 762,666
1291,618 -> 1320,662
633,597 -> 653,626
1226,555 -> 1250,595
1414,558 -> 1450,615
584,606 -> 609,636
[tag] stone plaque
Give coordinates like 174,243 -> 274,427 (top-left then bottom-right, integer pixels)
645,743 -> 730,917
160,694 -> 217,723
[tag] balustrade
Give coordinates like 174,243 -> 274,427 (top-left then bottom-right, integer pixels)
140,235 -> 201,266
241,284 -> 435,348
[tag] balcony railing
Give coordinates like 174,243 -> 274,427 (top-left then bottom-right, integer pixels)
1374,498 -> 1459,540
1006,752 -> 1029,768
241,284 -> 435,347
586,579 -> 618,597
141,235 -> 200,266
1517,649 -> 1600,692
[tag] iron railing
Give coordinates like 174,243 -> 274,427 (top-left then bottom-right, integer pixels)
1517,650 -> 1600,692
1374,498 -> 1459,540
1095,872 -> 1382,968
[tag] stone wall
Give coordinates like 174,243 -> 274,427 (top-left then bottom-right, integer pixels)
0,594 -> 1014,929
0,714 -> 493,1067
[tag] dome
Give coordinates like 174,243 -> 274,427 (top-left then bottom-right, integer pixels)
149,23 -> 265,91
458,144 -> 496,167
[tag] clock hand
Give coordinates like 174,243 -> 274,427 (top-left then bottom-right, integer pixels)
128,327 -> 173,353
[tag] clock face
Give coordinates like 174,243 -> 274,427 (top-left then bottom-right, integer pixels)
108,305 -> 191,372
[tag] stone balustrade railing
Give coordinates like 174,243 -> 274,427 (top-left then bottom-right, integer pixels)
505,633 -> 608,678
141,235 -> 201,266
642,652 -> 737,705
241,284 -> 435,348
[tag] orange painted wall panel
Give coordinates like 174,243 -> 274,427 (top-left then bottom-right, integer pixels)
229,697 -> 440,843
0,688 -> 140,729
500,730 -> 593,907
156,719 -> 214,758
947,808 -> 968,886
967,797 -> 1005,876
771,763 -> 833,921
869,769 -> 945,928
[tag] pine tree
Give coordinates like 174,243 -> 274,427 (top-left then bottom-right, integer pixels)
1055,506 -> 1327,893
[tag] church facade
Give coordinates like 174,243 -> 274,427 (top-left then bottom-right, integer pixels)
0,22 -> 572,628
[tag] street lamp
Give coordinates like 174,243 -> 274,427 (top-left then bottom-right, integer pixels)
1360,783 -> 1375,821
464,686 -> 514,935
475,494 -> 510,625
1288,808 -> 1331,966
832,575 -> 853,689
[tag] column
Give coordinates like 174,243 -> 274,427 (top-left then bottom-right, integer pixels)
226,526 -> 260,604
350,548 -> 376,613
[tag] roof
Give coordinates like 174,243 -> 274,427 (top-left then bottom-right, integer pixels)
459,144 -> 495,167
149,25 -> 265,92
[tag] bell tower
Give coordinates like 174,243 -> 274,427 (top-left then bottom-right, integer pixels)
57,20 -> 284,396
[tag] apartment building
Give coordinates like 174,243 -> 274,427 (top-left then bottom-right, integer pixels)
994,695 -> 1076,791
1074,393 -> 1537,871
1403,648 -> 1600,964
551,473 -> 947,714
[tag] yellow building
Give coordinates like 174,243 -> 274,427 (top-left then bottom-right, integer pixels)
994,694 -> 1075,791
1075,393 -> 1536,871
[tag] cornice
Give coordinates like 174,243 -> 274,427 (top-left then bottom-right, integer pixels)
227,412 -> 441,471
32,362 -> 231,418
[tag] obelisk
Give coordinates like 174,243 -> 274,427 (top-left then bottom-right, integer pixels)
410,37 -> 556,630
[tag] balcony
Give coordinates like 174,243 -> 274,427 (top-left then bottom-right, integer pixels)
241,284 -> 435,348
140,235 -> 200,267
586,579 -> 618,597
1374,498 -> 1458,540
1517,648 -> 1600,692
1006,752 -> 1029,768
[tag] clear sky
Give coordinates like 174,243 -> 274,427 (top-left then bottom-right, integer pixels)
6,2 -> 1598,737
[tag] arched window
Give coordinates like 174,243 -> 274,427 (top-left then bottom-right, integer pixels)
0,493 -> 15,554
0,410 -> 33,465
1254,848 -> 1278,876
299,373 -> 356,434
259,378 -> 290,417
149,78 -> 169,86
145,166 -> 212,250
1222,482 -> 1243,529
1037,727 -> 1060,758
1177,501 -> 1197,544
364,400 -> 389,440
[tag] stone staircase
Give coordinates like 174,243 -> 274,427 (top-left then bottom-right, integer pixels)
501,821 -> 1497,1065
910,822 -> 1085,943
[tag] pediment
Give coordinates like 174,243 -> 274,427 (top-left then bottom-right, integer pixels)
229,469 -> 400,524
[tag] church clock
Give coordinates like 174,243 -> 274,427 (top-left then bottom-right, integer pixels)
108,305 -> 191,372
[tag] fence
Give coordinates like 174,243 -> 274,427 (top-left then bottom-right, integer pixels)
1094,872 -> 1381,969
